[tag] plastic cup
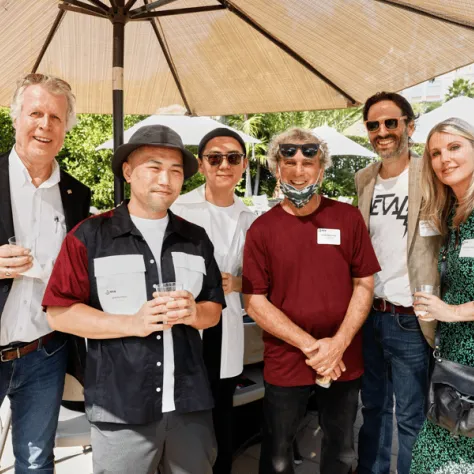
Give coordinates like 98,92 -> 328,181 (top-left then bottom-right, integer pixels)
153,282 -> 183,324
414,285 -> 439,322
8,236 -> 30,250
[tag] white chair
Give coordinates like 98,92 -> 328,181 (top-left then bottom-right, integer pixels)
233,317 -> 265,407
0,403 -> 12,467
55,374 -> 91,449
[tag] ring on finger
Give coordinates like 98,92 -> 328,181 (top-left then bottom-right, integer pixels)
5,268 -> 11,277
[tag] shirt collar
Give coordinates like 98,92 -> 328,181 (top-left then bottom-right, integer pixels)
9,147 -> 61,189
109,200 -> 197,242
178,184 -> 254,215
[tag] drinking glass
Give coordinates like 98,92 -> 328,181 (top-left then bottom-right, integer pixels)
153,282 -> 184,324
414,285 -> 439,322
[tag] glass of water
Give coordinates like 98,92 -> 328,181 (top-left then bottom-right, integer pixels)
153,282 -> 184,324
414,285 -> 439,322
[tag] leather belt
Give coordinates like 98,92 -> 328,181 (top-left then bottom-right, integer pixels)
372,298 -> 415,315
0,332 -> 56,362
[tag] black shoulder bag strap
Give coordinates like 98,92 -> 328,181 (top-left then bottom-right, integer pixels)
435,232 -> 450,353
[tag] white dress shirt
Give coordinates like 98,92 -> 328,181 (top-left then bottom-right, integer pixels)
1,148 -> 66,345
172,184 -> 256,378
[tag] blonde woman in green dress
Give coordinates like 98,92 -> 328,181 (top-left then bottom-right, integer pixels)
410,117 -> 474,474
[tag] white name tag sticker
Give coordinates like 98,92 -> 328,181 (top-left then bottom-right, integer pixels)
459,239 -> 474,258
419,220 -> 441,237
317,228 -> 341,245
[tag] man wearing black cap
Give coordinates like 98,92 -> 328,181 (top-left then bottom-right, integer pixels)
42,125 -> 226,474
173,128 -> 255,474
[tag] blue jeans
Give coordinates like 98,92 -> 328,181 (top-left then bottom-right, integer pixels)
358,310 -> 430,474
0,334 -> 68,474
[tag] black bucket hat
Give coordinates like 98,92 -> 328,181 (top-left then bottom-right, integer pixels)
112,125 -> 198,179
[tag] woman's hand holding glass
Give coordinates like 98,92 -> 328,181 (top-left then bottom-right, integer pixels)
414,290 -> 460,322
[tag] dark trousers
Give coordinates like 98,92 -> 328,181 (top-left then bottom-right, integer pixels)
358,310 -> 430,474
259,379 -> 361,474
211,376 -> 239,474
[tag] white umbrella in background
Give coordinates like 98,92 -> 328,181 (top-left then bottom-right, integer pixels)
312,125 -> 376,158
97,114 -> 260,197
97,114 -> 260,149
343,121 -> 368,138
412,96 -> 474,144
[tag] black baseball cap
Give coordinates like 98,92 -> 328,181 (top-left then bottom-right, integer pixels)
198,127 -> 247,158
112,125 -> 198,179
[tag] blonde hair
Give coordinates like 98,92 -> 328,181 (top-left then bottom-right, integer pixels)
266,127 -> 332,175
421,117 -> 474,235
10,73 -> 76,131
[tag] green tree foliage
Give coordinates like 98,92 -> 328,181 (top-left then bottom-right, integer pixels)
227,108 -> 372,199
0,108 -> 146,210
0,105 -> 374,207
445,78 -> 474,101
0,108 -> 15,153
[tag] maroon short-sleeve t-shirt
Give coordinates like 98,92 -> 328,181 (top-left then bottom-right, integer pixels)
242,197 -> 380,386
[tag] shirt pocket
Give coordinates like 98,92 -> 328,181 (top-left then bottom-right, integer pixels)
171,252 -> 206,299
94,255 -> 147,314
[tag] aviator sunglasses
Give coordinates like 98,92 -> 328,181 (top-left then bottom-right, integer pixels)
279,143 -> 320,158
365,116 -> 407,133
202,152 -> 245,166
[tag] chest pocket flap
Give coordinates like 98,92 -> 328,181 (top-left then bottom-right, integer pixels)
94,254 -> 147,314
171,252 -> 206,299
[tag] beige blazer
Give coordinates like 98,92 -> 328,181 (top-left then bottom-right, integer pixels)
355,155 -> 442,347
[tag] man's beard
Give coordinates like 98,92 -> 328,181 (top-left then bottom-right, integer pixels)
374,131 -> 409,160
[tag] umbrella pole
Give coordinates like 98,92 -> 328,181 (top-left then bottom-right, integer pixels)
113,2 -> 126,206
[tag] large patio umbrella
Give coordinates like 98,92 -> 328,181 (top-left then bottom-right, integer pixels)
1,1 -> 474,203
411,96 -> 474,143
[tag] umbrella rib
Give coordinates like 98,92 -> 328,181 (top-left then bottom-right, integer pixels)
124,0 -> 139,12
375,0 -> 473,30
129,0 -> 179,16
59,4 -> 109,18
148,18 -> 193,114
217,0 -> 357,105
130,5 -> 226,20
61,0 -> 109,17
87,0 -> 110,12
32,9 -> 66,73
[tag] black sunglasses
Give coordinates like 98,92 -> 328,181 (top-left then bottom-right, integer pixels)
365,116 -> 407,133
279,143 -> 320,158
202,152 -> 245,166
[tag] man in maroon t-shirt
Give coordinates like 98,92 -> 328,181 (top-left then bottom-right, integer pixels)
242,127 -> 380,474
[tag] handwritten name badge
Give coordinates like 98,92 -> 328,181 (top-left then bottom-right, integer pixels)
459,239 -> 474,258
317,228 -> 341,245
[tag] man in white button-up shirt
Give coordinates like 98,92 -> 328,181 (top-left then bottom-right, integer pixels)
0,73 -> 90,474
173,128 -> 256,474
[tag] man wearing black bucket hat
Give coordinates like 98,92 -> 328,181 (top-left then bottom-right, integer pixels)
42,125 -> 226,474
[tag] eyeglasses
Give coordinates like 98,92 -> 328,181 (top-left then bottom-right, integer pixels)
365,116 -> 407,133
202,152 -> 245,166
279,143 -> 320,158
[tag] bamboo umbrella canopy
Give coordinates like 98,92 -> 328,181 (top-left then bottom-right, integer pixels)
1,0 -> 473,202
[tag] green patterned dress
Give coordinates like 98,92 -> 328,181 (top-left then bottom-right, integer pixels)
410,211 -> 474,474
